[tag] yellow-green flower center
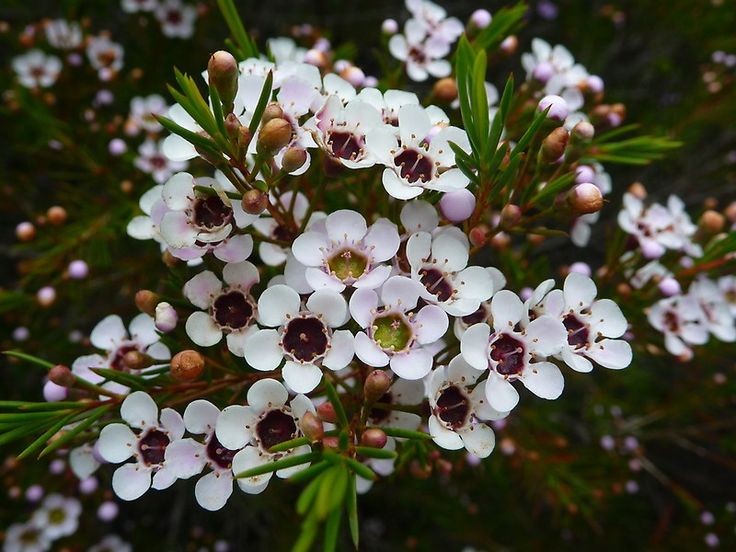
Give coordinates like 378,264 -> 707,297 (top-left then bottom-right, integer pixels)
373,313 -> 412,352
328,248 -> 367,281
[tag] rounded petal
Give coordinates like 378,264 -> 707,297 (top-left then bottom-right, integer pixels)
232,446 -> 272,488
306,289 -> 348,327
183,272 -> 224,308
354,331 -> 389,367
389,348 -> 432,379
160,408 -> 185,440
381,275 -> 420,310
349,288 -> 378,329
525,315 -> 566,357
521,361 -> 564,400
560,347 -> 593,373
161,172 -> 194,210
185,311 -> 223,347
585,339 -> 632,370
282,361 -> 322,393
292,231 -> 329,267
112,464 -> 152,501
129,313 -> 159,348
353,264 -> 392,290
363,219 -> 400,262
406,231 -> 432,269
121,391 -> 159,429
431,231 -> 469,272
215,405 -> 252,450
460,323 -> 490,371
160,211 -> 197,248
222,261 -> 260,290
90,315 -> 127,350
183,399 -> 220,434
322,330 -> 354,370
413,305 -> 449,344
563,272 -> 597,309
243,329 -> 283,371
214,234 -> 254,263
164,438 -> 207,479
247,378 -> 289,410
459,424 -> 496,458
428,416 -> 464,450
195,471 -> 233,511
97,423 -> 137,463
589,299 -> 628,338
383,169 -> 423,200
485,376 -> 519,412
491,290 -> 524,330
69,446 -> 100,479
325,210 -> 367,243
400,200 -> 439,234
257,285 -> 301,327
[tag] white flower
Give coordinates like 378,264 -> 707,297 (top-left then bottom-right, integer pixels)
689,277 -> 736,342
405,0 -> 464,44
717,275 -> 736,317
366,104 -> 471,199
291,209 -> 400,292
69,443 -> 101,480
453,268 -> 507,339
365,375 -> 424,431
406,227 -> 495,316
393,199 -> 440,275
3,523 -> 51,552
134,139 -> 188,184
30,494 -> 81,540
252,191 -> 318,266
86,35 -> 124,80
647,294 -> 708,360
350,275 -> 448,379
388,18 -> 452,82
126,184 -> 166,245
268,37 -> 307,64
217,379 -> 315,492
44,19 -> 82,50
89,535 -> 132,552
356,87 -> 420,126
97,392 -> 185,501
521,38 -> 588,112
183,262 -> 260,355
243,286 -> 354,393
428,355 -> 508,457
541,273 -> 632,372
158,172 -> 257,262
126,94 -> 168,135
155,0 -> 198,39
12,50 -> 62,88
461,290 -> 567,412
164,400 -> 240,511
121,0 -> 157,12
71,314 -> 170,395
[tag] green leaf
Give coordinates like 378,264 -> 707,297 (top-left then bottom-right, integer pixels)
378,427 -> 433,440
216,0 -> 258,60
38,405 -> 112,458
354,446 -> 397,460
157,116 -> 222,159
3,351 -> 55,370
323,503 -> 343,552
297,470 -> 326,515
510,107 -> 549,158
700,231 -> 736,263
344,457 -> 376,481
529,172 -> 576,206
0,420 -> 51,447
316,464 -> 348,520
248,70 -> 274,136
289,460 -> 332,485
17,411 -> 77,460
269,435 -> 311,453
346,473 -> 359,549
473,3 -> 527,52
472,50 -> 490,154
323,378 -> 349,427
90,368 -> 148,390
235,452 -> 319,479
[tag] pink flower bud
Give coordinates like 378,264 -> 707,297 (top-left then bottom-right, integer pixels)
15,221 -> 36,242
439,189 -> 476,222
470,9 -> 492,29
658,277 -> 681,297
49,459 -> 65,474
586,75 -> 604,94
12,326 -> 30,341
538,94 -> 569,121
569,262 -> 591,277
79,476 -> 98,494
343,66 -> 365,87
532,61 -> 554,84
37,286 -> 57,307
575,165 -> 595,184
43,380 -> 67,402
519,287 -> 533,302
97,501 -> 119,521
108,138 -> 127,156
68,259 -> 89,279
381,18 -> 398,34
154,301 -> 178,333
25,485 -> 44,502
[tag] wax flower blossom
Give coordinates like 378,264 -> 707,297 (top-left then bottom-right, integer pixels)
126,94 -> 168,135
97,392 -> 184,500
12,50 -> 62,88
86,35 -> 124,80
134,138 -> 188,184
44,19 -> 83,50
647,294 -> 708,360
155,0 -> 198,39
30,494 -> 82,540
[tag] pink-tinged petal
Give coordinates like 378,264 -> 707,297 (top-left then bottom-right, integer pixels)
485,376 -> 519,412
454,266 -> 495,302
520,361 -> 564,400
223,261 -> 259,290
459,424 -> 495,458
325,210 -> 367,244
460,323 -> 491,371
354,331 -> 389,367
363,219 -> 400,262
390,348 -> 432,379
97,424 -> 137,463
428,416 -> 464,450
585,339 -> 632,370
214,235 -> 253,263
258,284 -> 301,327
283,254 -> 312,294
160,211 -> 197,248
160,408 -> 185,440
243,329 -> 283,371
560,347 -> 593,373
282,361 -> 322,393
185,312 -> 223,347
491,290 -> 524,330
129,313 -> 159,348
305,267 -> 345,292
353,264 -> 392,290
195,471 -> 233,511
112,464 -> 152,501
183,271 -> 222,309
589,299 -> 628,338
525,315 -> 566,357
306,289 -> 348,327
322,330 -> 354,370
406,231 -> 432,269
541,289 -> 564,317
381,275 -> 421,310
121,391 -> 159,429
383,169 -> 423,199
215,405 -> 252,450
161,172 -> 194,210
183,399 -> 220,434
127,216 -> 156,240
426,59 -> 451,78
400,200 -> 439,234
162,134 -> 197,161
232,447 -> 272,489
247,378 -> 288,410
164,438 -> 207,479
414,305 -> 449,344
349,288 -> 379,329
563,272 -> 597,309
91,315 -> 127,350
292,231 -> 329,267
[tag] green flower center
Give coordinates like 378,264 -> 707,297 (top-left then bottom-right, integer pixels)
373,313 -> 412,352
49,507 -> 66,524
328,248 -> 367,282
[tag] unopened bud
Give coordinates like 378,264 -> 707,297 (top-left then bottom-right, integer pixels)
439,189 -> 476,222
281,146 -> 308,173
207,50 -> 238,113
261,103 -> 284,125
15,221 -> 36,242
500,204 -> 521,227
658,277 -> 681,297
135,290 -> 159,316
47,206 -> 67,226
170,350 -> 205,381
316,401 -> 338,424
360,428 -> 387,449
541,127 -> 569,162
490,232 -> 511,250
469,224 -> 490,247
154,302 -> 178,333
257,118 -> 292,154
469,9 -> 492,30
48,364 -> 75,387
433,77 -> 458,103
237,126 -> 253,160
699,210 -> 725,233
409,459 -> 432,479
725,202 -> 736,223
500,35 -> 518,55
241,189 -> 268,215
37,286 -> 56,307
225,113 -> 242,142
572,121 -> 595,141
568,183 -> 603,215
122,350 -> 154,371
628,182 -> 647,199
300,411 -> 324,442
538,94 -> 568,122
617,283 -> 632,298
363,370 -> 392,404
322,436 -> 340,450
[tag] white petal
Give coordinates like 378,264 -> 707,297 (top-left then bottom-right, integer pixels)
381,275 -> 420,310
112,464 -> 152,501
400,200 -> 439,234
560,347 -> 593,373
525,315 -> 566,357
460,324 -> 490,371
485,376 -> 519,412
161,172 -> 194,210
413,305 -> 449,344
389,348 -> 432,379
585,339 -> 632,370
127,216 -> 156,240
222,261 -> 259,291
383,169 -> 423,200
398,104 -> 431,145
459,424 -> 495,458
306,289 -> 348,327
129,313 -> 159,348
160,211 -> 197,248
428,416 -> 464,450
195,471 -> 233,511
247,378 -> 288,410
257,284 -> 301,327
491,290 -> 524,330
521,361 -> 564,400
153,465 -> 178,490
243,329 -> 283,371
431,231 -> 469,272
563,272 -> 597,309
162,134 -> 197,162
214,235 -> 254,263
406,231 -> 432,270
349,288 -> 379,329
325,210 -> 368,244
292,230 -> 329,267
97,424 -> 136,463
353,264 -> 392,290
322,330 -> 354,370
160,408 -> 185,440
589,299 -> 628,338
69,446 -> 100,479
185,312 -> 223,347
447,355 -> 481,386
215,405 -> 252,450
363,219 -> 400,262
282,361 -> 322,393
121,391 -> 159,429
354,331 -> 389,367
184,399 -> 220,434
164,438 -> 207,479
232,446 -> 272,488
90,315 -> 127,350
305,267 -> 345,292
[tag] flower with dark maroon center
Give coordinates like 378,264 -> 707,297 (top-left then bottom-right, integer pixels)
206,435 -> 237,470
191,195 -> 233,231
109,342 -> 142,371
419,267 -> 453,302
138,429 -> 170,465
212,290 -> 255,331
434,385 -> 470,430
327,131 -> 363,161
256,409 -> 298,450
563,313 -> 590,349
281,316 -> 329,363
394,149 -> 433,183
490,334 -> 525,376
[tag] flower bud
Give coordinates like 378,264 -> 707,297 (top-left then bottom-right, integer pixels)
257,118 -> 292,154
207,50 -> 238,112
304,49 -> 327,67
363,370 -> 392,404
628,181 -> 647,199
316,401 -> 338,424
541,127 -> 569,162
122,350 -> 154,371
154,302 -> 178,333
725,202 -> 736,223
433,77 -> 458,103
67,260 -> 89,280
48,364 -> 75,387
439,189 -> 475,222
47,206 -> 67,225
500,35 -> 518,55
300,411 -> 324,442
37,286 -> 56,307
241,189 -> 269,215
568,183 -> 603,215
469,9 -> 492,29
342,66 -> 365,87
490,232 -> 511,250
360,428 -> 388,449
469,224 -> 489,247
261,103 -> 284,125
658,277 -> 681,297
170,350 -> 205,381
532,61 -> 554,84
409,459 -> 432,479
237,126 -> 253,160
381,18 -> 399,35
572,121 -> 595,141
699,210 -> 725,233
15,221 -> 36,242
43,380 -> 67,402
568,262 -> 592,277
538,94 -> 568,122
322,435 -> 340,450
575,165 -> 595,184
135,290 -> 159,316
225,112 -> 242,142
281,146 -> 308,173
500,204 -> 521,227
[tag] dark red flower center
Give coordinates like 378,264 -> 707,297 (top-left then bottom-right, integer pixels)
394,149 -> 433,183
563,313 -> 590,348
110,342 -> 140,371
435,385 -> 470,429
282,316 -> 329,362
419,267 -> 453,302
327,131 -> 363,161
192,195 -> 233,230
212,290 -> 255,331
206,435 -> 237,469
256,409 -> 297,450
138,429 -> 170,465
490,333 -> 525,376
462,305 -> 488,326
